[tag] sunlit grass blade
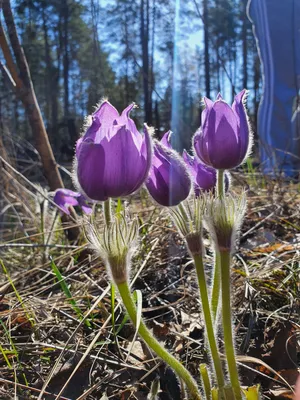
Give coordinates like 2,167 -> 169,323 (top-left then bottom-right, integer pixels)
0,259 -> 35,327
0,343 -> 12,369
50,257 -> 91,328
0,319 -> 28,385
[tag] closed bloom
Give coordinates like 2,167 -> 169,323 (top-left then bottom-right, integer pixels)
183,150 -> 217,195
146,131 -> 191,207
74,101 -> 152,201
53,189 -> 92,215
194,90 -> 251,170
183,150 -> 230,196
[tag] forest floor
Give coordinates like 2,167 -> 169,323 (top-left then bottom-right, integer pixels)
0,161 -> 299,400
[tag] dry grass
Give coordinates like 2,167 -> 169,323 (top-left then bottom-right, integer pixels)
0,150 -> 299,399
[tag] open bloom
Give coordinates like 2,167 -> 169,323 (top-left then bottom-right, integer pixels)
194,90 -> 251,170
53,189 -> 92,215
146,131 -> 191,207
74,101 -> 152,201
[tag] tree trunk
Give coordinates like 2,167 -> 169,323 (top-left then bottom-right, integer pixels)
242,0 -> 248,89
155,99 -> 160,135
140,0 -> 152,124
1,1 -> 63,191
254,54 -> 260,128
203,0 -> 210,98
62,0 -> 69,120
42,7 -> 52,128
149,0 -> 155,123
0,0 -> 79,240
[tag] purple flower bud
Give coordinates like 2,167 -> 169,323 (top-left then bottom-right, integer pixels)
193,90 -> 252,170
183,150 -> 216,195
53,189 -> 92,215
74,101 -> 152,201
182,150 -> 230,196
146,132 -> 191,207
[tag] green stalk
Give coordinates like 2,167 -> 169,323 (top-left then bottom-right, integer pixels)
199,364 -> 212,400
220,250 -> 242,400
193,254 -> 225,392
217,170 -> 225,199
103,198 -> 112,226
117,281 -> 202,400
211,249 -> 221,322
211,169 -> 225,322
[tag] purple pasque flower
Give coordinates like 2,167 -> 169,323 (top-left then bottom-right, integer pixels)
182,150 -> 217,196
194,90 -> 251,170
74,101 -> 152,201
146,132 -> 191,207
183,151 -> 230,196
53,189 -> 92,215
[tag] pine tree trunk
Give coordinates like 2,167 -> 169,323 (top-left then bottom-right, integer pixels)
140,0 -> 152,124
242,0 -> 248,89
1,0 -> 79,240
203,0 -> 210,98
1,0 -> 63,191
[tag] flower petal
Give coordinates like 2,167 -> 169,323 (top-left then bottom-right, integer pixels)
91,101 -> 120,143
101,126 -> 149,197
182,149 -> 194,166
160,131 -> 172,149
146,142 -> 191,206
118,103 -> 141,140
232,89 -> 249,162
78,195 -> 93,214
194,129 -> 212,166
77,142 -> 107,201
204,102 -> 240,169
53,189 -> 80,214
201,97 -> 214,126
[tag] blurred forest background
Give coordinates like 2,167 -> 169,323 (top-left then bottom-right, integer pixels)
0,0 -> 260,163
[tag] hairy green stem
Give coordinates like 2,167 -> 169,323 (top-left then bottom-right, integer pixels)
217,170 -> 225,199
220,250 -> 242,400
211,249 -> 221,322
103,199 -> 112,226
117,281 -> 202,400
193,254 -> 226,392
212,169 -> 225,324
199,364 -> 212,400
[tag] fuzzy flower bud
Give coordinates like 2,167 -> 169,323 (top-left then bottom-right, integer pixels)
146,131 -> 191,207
169,197 -> 206,256
86,214 -> 138,284
182,150 -> 230,196
205,192 -> 247,253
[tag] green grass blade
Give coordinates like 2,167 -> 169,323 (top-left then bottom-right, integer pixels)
50,257 -> 91,327
0,259 -> 34,327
